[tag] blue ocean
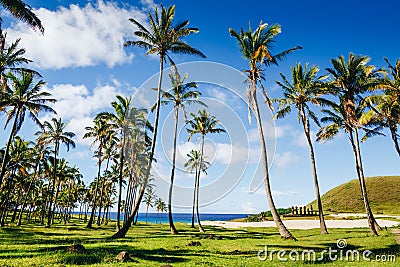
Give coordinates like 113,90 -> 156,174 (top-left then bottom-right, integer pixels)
79,212 -> 248,224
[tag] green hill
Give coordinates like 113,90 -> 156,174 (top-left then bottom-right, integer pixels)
308,176 -> 400,215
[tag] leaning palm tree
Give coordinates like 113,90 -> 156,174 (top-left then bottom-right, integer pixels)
361,58 -> 400,157
184,149 -> 209,228
113,4 -> 205,238
229,21 -> 301,239
157,71 -> 205,234
186,109 -> 225,232
274,63 -> 329,234
36,117 -> 75,227
321,53 -> 384,236
83,117 -> 114,228
0,71 -> 55,188
0,0 -> 43,34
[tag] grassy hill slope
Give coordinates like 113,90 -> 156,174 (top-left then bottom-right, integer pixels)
308,176 -> 400,215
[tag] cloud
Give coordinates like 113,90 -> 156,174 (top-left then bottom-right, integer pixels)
248,122 -> 292,142
241,202 -> 256,213
40,82 -> 122,145
6,1 -> 151,69
273,151 -> 299,170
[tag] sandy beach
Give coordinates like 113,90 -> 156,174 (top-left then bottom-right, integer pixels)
202,218 -> 400,229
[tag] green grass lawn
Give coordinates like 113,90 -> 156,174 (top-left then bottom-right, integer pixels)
0,219 -> 399,266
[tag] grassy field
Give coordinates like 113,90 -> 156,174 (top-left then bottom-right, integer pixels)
308,176 -> 400,214
0,218 -> 399,266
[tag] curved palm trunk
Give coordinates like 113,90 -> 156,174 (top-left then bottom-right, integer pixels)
196,135 -> 206,233
191,167 -> 197,228
349,130 -> 379,236
354,129 -> 381,232
0,110 -> 19,188
46,142 -> 59,227
87,148 -> 102,228
250,80 -> 295,240
112,56 -> 164,238
389,125 -> 400,157
300,113 -> 328,234
97,156 -> 110,225
168,107 -> 179,234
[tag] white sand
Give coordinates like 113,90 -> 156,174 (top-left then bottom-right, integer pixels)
202,219 -> 400,229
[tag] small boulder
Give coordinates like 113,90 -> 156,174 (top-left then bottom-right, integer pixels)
160,265 -> 173,267
66,244 -> 85,253
116,251 -> 130,262
187,241 -> 201,246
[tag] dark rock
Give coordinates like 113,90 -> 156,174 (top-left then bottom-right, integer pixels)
116,251 -> 130,262
66,244 -> 85,253
160,265 -> 173,267
216,236 -> 222,240
207,234 -> 214,239
187,241 -> 201,246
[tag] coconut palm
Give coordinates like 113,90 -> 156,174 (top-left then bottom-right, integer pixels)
113,4 -> 205,239
320,53 -> 384,236
361,58 -> 400,156
186,109 -> 225,232
143,186 -> 156,224
36,117 -> 75,227
184,149 -> 209,228
274,63 -> 329,234
0,71 -> 55,188
229,21 -> 301,239
83,117 -> 115,228
0,0 -> 43,33
96,95 -> 132,232
156,71 -> 205,234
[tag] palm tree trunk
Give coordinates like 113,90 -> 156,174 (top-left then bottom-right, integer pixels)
146,205 -> 149,224
97,156 -> 110,225
17,161 -> 39,226
301,112 -> 328,234
250,80 -> 295,240
196,135 -> 206,233
112,56 -> 164,238
349,129 -> 379,236
87,148 -> 102,228
191,167 -> 197,228
389,125 -> 400,157
168,107 -> 179,234
46,142 -> 59,227
0,110 -> 19,187
116,137 -> 125,232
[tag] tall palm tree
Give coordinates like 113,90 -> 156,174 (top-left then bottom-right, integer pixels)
0,71 -> 55,188
321,53 -> 384,236
113,4 -> 205,238
83,117 -> 114,228
0,0 -> 44,33
274,63 -> 329,234
229,21 -> 301,239
186,109 -> 225,232
157,71 -> 205,234
184,149 -> 209,228
97,95 -> 132,232
361,58 -> 400,156
36,117 -> 75,227
143,186 -> 156,224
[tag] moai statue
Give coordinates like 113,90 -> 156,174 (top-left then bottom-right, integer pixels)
310,205 -> 314,215
304,206 -> 307,215
299,206 -> 303,215
295,206 -> 298,215
291,206 -> 295,215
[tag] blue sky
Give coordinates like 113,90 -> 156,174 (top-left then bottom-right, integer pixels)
1,0 -> 399,213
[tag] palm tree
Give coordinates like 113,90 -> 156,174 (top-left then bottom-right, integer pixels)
96,95 -> 132,232
274,63 -> 329,234
143,186 -> 156,224
320,53 -> 384,236
83,117 -> 114,228
156,71 -> 205,234
0,71 -> 55,188
36,117 -> 75,227
0,0 -> 43,30
361,58 -> 400,157
186,109 -> 225,232
113,4 -> 205,239
229,21 -> 301,239
184,149 -> 209,228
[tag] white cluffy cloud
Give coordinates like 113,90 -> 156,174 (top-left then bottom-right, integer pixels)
41,82 -> 121,145
6,0 -> 152,69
